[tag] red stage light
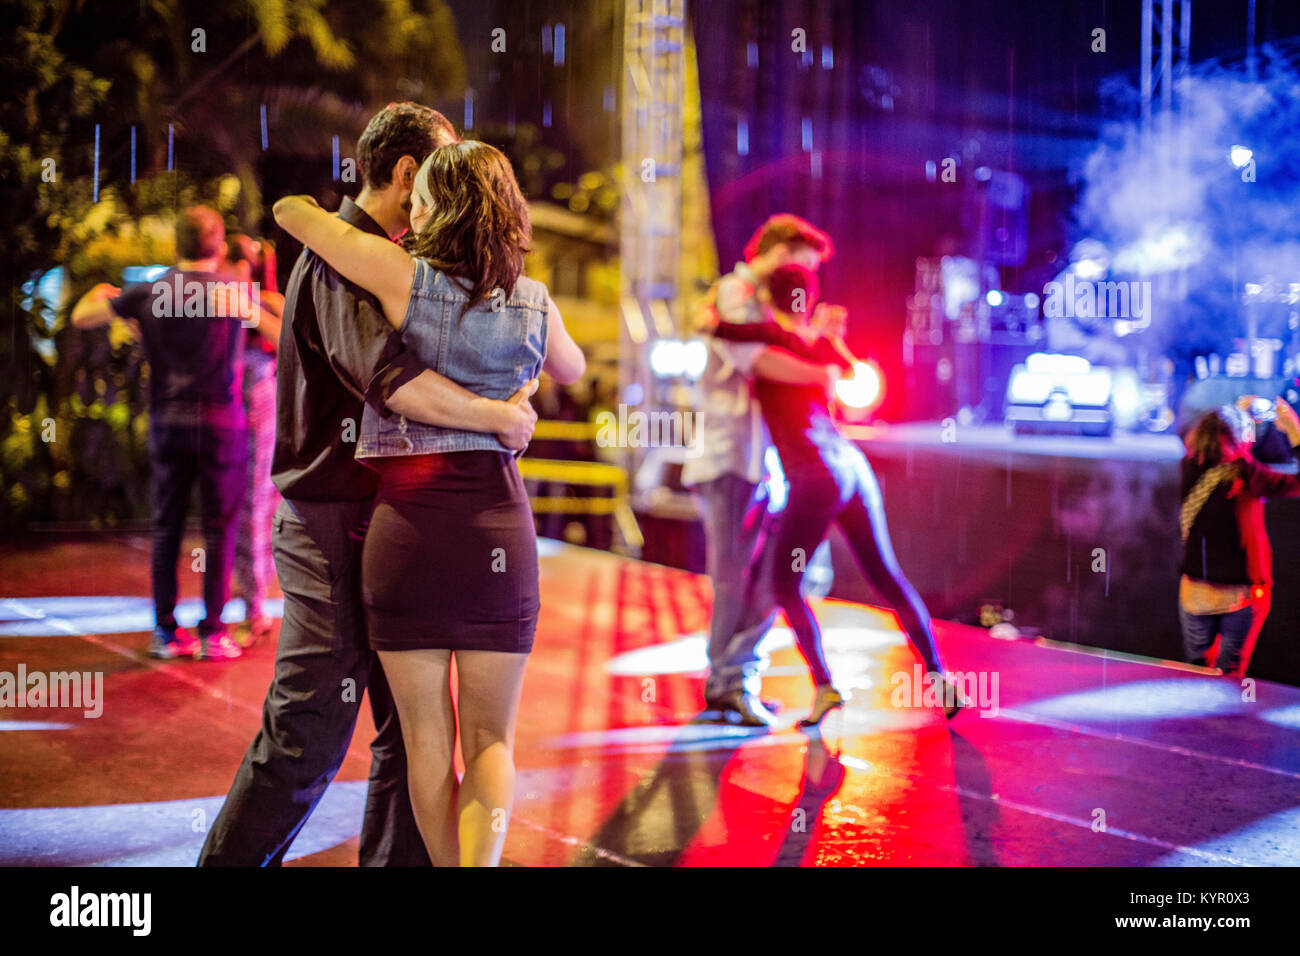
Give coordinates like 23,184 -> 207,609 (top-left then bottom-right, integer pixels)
835,360 -> 884,414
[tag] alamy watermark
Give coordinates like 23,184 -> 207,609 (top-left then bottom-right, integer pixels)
150,273 -> 261,328
890,664 -> 999,718
1043,274 -> 1151,329
0,664 -> 104,718
595,404 -> 701,449
50,886 -> 150,936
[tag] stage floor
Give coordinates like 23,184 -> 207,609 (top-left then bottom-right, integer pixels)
2,534 -> 1298,866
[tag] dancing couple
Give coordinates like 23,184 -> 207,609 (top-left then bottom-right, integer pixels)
689,215 -> 965,727
199,103 -> 583,867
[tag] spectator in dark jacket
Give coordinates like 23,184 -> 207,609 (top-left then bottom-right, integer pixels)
1179,399 -> 1300,675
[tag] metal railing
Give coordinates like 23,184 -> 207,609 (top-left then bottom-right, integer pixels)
519,422 -> 644,554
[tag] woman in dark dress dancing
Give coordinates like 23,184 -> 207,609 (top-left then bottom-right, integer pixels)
709,263 -> 967,725
274,141 -> 585,865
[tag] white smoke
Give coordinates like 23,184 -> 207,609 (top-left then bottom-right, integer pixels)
1075,44 -> 1300,361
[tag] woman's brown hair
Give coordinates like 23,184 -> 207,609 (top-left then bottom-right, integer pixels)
1185,405 -> 1253,466
407,140 -> 531,314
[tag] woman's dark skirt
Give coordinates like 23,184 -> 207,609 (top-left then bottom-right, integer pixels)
362,451 -> 539,653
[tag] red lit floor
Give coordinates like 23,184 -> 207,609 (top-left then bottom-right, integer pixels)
2,535 -> 1298,866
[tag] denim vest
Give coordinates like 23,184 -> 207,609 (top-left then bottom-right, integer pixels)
357,257 -> 548,457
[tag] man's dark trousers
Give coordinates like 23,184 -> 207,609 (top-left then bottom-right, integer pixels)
150,420 -> 246,636
197,497 -> 430,866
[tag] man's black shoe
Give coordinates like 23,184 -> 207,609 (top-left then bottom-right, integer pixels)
706,691 -> 776,728
706,693 -> 782,716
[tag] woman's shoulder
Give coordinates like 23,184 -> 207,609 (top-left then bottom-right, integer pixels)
409,257 -> 461,296
510,274 -> 550,309
410,259 -> 549,309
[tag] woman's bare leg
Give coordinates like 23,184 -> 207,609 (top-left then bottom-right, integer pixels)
452,650 -> 530,866
836,453 -> 945,675
376,649 -> 459,866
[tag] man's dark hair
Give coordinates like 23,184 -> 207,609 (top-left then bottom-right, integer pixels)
744,213 -> 834,263
175,205 -> 226,260
357,102 -> 458,190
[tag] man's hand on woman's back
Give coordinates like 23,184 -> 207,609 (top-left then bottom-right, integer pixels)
497,379 -> 540,451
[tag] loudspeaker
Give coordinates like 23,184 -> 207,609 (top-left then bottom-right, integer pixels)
903,338 -> 959,420
964,170 -> 1029,267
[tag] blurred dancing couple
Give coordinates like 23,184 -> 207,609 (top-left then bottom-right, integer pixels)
687,214 -> 967,728
199,103 -> 583,868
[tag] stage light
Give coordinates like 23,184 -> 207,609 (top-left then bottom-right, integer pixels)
1229,144 -> 1253,169
1259,704 -> 1300,730
835,361 -> 883,411
1069,239 -> 1110,281
19,266 -> 65,343
0,596 -> 281,637
1024,292 -> 1040,310
1114,223 -> 1208,274
1026,352 -> 1090,376
1110,368 -> 1143,429
764,446 -> 787,512
985,290 -> 1004,306
0,722 -> 77,731
1068,367 -> 1114,407
1006,353 -> 1114,435
1151,808 -> 1300,867
0,783 -> 372,866
650,338 -> 708,380
1022,679 -> 1245,720
681,339 -> 709,379
602,623 -> 902,677
122,264 -> 169,283
649,339 -> 685,378
1074,257 -> 1107,281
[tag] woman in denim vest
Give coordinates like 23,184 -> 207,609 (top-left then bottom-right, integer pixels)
274,141 -> 585,866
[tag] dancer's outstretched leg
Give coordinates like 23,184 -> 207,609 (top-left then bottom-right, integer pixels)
836,452 -> 945,674
836,451 -> 966,717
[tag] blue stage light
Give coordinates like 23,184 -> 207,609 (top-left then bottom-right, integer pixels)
1021,678 -> 1246,721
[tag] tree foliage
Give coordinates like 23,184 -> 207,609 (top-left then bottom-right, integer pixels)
1,0 -> 466,532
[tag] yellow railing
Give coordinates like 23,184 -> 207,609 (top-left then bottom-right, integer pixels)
529,420 -> 603,442
518,425 -> 643,553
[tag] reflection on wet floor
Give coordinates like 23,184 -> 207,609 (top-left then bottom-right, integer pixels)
2,539 -> 1299,866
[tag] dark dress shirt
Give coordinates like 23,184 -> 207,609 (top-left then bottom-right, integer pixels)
271,198 -> 425,501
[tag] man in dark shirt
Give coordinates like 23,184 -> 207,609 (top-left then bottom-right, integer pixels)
198,103 -> 538,866
73,205 -> 250,662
